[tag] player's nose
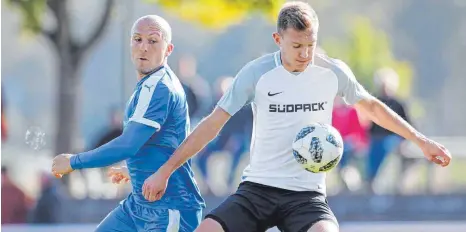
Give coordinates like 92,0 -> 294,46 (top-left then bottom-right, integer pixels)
138,41 -> 149,52
300,48 -> 310,58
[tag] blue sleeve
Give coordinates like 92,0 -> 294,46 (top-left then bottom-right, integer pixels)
217,62 -> 258,116
70,122 -> 155,169
129,79 -> 172,131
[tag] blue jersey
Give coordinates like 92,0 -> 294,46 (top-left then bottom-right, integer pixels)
123,65 -> 204,209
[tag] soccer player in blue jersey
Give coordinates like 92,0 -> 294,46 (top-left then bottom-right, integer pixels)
51,15 -> 204,231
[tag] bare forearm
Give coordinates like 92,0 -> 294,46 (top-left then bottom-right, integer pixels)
160,118 -> 220,176
361,99 -> 426,145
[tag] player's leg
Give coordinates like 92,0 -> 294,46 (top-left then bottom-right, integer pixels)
198,181 -> 278,232
366,136 -> 385,185
194,218 -> 224,232
226,133 -> 247,185
306,220 -> 339,232
95,202 -> 137,232
276,190 -> 338,232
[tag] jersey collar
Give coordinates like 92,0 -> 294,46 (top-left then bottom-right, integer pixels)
137,65 -> 165,86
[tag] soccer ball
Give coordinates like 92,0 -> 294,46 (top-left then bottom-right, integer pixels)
292,123 -> 344,173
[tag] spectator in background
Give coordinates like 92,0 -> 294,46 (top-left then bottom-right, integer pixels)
216,77 -> 253,187
88,108 -> 124,186
332,96 -> 368,191
1,166 -> 28,224
182,80 -> 199,119
92,108 -> 123,148
178,54 -> 212,124
2,86 -> 8,142
366,68 -> 410,190
30,172 -> 63,223
195,76 -> 253,194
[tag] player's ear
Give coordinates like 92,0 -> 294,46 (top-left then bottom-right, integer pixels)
165,43 -> 174,57
272,32 -> 281,47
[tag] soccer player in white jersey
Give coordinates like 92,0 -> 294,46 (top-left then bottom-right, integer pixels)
142,2 -> 452,232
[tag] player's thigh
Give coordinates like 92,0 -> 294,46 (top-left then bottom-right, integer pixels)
194,218 -> 225,232
276,192 -> 338,232
95,204 -> 137,232
307,220 -> 339,232
204,196 -> 261,232
205,182 -> 277,232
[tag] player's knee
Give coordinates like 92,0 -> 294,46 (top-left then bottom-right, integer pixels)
307,219 -> 339,232
194,218 -> 225,232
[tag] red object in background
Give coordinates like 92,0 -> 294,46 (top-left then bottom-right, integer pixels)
1,167 -> 29,224
332,104 -> 368,151
1,86 -> 7,142
2,113 -> 7,141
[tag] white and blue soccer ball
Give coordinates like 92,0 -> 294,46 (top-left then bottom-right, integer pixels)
292,123 -> 344,173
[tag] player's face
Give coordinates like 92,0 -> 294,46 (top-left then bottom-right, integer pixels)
273,26 -> 317,72
131,20 -> 173,77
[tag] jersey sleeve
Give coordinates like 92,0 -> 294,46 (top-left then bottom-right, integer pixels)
129,80 -> 171,131
217,62 -> 257,116
70,122 -> 156,169
334,59 -> 372,105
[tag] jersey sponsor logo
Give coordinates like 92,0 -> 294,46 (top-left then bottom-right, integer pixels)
269,102 -> 327,113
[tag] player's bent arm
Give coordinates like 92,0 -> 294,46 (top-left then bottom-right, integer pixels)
158,106 -> 231,177
70,122 -> 156,170
354,97 -> 426,146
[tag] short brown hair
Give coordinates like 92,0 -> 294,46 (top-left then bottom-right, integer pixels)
277,1 -> 319,33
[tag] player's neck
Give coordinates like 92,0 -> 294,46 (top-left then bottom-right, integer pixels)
279,53 -> 313,73
137,64 -> 165,81
137,73 -> 146,81
282,64 -> 308,73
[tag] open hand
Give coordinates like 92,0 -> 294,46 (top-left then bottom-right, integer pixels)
108,166 -> 130,184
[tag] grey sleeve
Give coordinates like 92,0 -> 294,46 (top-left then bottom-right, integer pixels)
217,62 -> 257,116
333,59 -> 372,105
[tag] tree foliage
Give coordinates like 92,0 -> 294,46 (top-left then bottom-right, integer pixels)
148,0 -> 285,29
322,17 -> 413,97
151,1 -> 413,97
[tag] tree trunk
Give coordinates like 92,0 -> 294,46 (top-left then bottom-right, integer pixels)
51,0 -> 113,156
51,0 -> 79,186
46,0 -> 113,186
53,0 -> 76,156
55,60 -> 79,155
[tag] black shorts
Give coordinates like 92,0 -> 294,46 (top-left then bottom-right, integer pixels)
205,181 -> 338,232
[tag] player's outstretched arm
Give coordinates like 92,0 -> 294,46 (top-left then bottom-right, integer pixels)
51,122 -> 155,177
332,58 -> 451,167
142,107 -> 231,201
354,97 -> 451,167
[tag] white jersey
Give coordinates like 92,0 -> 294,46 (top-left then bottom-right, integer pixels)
217,51 -> 371,194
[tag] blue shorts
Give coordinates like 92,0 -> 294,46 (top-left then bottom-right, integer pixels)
96,197 -> 202,232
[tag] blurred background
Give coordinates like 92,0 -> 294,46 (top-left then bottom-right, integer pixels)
1,0 -> 466,231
